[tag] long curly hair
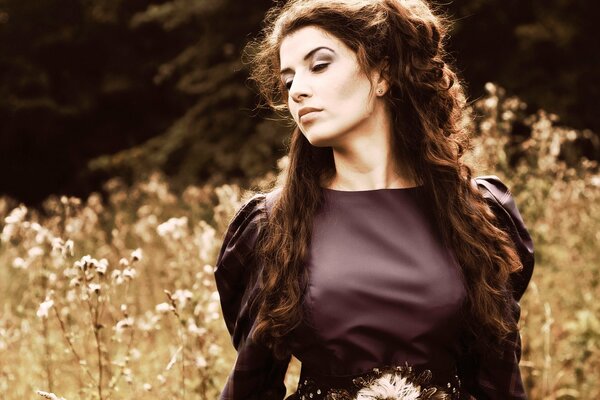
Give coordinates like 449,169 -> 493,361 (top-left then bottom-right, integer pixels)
244,0 -> 524,361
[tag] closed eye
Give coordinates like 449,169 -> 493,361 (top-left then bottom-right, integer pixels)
312,63 -> 329,72
283,63 -> 330,92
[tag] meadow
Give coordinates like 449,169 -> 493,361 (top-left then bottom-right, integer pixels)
0,84 -> 599,399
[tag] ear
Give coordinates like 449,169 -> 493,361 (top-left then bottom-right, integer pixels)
372,57 -> 391,94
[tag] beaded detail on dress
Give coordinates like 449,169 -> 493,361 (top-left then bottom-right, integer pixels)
291,364 -> 461,400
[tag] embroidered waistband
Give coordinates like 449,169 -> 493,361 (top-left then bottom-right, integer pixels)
291,363 -> 462,400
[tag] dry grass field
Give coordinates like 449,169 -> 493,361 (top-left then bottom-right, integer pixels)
1,84 -> 599,399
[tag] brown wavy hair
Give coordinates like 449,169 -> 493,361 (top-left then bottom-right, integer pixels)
244,0 -> 524,361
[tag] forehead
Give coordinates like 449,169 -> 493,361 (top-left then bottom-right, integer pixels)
279,25 -> 346,66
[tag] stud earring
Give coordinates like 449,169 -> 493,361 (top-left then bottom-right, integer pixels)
377,88 -> 384,95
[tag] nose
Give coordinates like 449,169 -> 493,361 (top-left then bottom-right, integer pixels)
289,74 -> 311,103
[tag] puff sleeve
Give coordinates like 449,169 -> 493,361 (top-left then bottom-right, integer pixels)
214,193 -> 291,400
460,175 -> 535,399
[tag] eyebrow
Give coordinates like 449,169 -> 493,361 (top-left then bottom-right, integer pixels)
280,46 -> 335,76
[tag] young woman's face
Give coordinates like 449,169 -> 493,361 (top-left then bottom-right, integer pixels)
279,25 -> 383,147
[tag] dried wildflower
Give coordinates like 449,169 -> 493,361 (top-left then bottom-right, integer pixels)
36,390 -> 66,400
1,205 -> 28,243
64,239 -> 74,257
195,355 -> 207,368
166,346 -> 182,370
130,348 -> 142,360
28,246 -> 44,259
114,317 -> 134,335
206,344 -> 220,357
12,257 -> 26,269
111,269 -> 124,285
187,320 -> 207,337
155,303 -> 173,314
74,255 -> 96,271
66,290 -> 77,302
96,258 -> 108,275
157,216 -> 188,239
123,367 -> 133,384
171,289 -> 193,308
119,257 -> 129,267
131,248 -> 143,262
122,267 -> 137,280
205,301 -> 221,322
36,294 -> 54,319
88,283 -> 101,294
51,237 -> 64,254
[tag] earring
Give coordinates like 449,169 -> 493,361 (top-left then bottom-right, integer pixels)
377,88 -> 384,95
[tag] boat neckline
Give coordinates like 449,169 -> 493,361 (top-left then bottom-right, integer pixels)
321,185 -> 423,193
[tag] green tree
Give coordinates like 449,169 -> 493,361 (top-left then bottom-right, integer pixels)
88,0 -> 285,191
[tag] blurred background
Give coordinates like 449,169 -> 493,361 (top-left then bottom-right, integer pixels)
1,1 -> 599,399
1,0 -> 599,205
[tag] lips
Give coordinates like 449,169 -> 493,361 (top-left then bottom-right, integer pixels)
298,107 -> 322,120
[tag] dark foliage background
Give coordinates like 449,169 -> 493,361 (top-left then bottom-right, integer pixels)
0,0 -> 598,205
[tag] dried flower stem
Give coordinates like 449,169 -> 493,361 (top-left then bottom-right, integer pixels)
42,315 -> 54,393
52,305 -> 97,383
82,269 -> 105,400
165,290 -> 186,399
542,302 -> 554,397
107,327 -> 136,391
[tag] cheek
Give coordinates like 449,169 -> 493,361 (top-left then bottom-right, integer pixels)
288,103 -> 299,124
331,72 -> 373,112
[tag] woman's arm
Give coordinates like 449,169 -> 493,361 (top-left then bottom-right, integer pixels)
459,176 -> 535,399
214,193 -> 291,399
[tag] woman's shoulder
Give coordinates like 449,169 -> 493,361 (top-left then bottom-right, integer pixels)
472,174 -> 535,301
471,175 -> 513,205
219,187 -> 283,251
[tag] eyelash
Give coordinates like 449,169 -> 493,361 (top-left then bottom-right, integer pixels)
284,63 -> 330,91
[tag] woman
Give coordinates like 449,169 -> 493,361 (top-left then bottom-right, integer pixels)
215,0 -> 535,399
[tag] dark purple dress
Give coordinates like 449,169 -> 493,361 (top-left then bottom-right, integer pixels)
215,175 -> 535,400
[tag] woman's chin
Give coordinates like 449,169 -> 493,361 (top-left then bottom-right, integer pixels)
302,130 -> 336,147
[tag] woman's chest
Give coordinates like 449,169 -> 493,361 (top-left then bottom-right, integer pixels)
303,199 -> 467,343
